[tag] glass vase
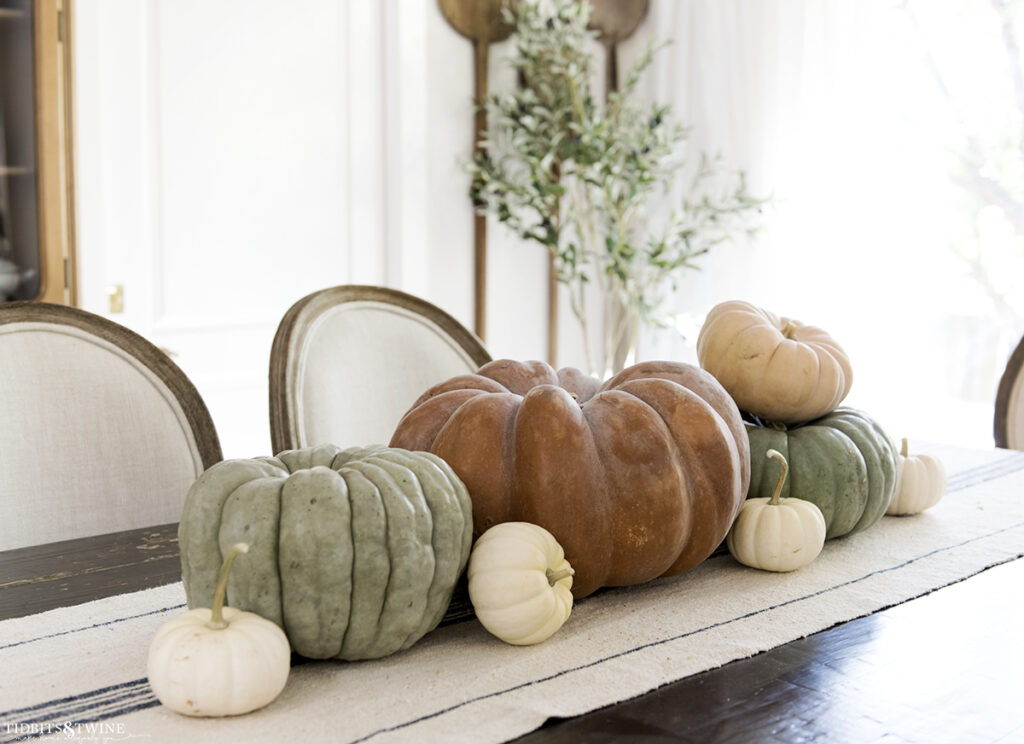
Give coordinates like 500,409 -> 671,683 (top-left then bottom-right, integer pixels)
596,281 -> 640,381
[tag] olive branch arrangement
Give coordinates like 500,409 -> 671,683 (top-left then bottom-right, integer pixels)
469,0 -> 765,376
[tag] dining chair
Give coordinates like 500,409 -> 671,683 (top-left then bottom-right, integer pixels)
0,302 -> 222,550
995,332 -> 1024,449
269,285 -> 491,452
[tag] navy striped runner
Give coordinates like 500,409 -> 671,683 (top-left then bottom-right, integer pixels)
0,680 -> 156,743
947,451 -> 1024,491
0,605 -> 186,653
3,451 -> 1023,742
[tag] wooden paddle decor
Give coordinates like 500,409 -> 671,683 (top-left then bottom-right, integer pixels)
438,0 -> 514,343
588,0 -> 650,96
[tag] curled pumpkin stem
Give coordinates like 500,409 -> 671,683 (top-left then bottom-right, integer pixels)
209,542 -> 249,630
546,566 -> 575,586
766,449 -> 789,506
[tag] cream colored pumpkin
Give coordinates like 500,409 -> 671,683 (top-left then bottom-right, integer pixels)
148,543 -> 290,717
467,522 -> 574,645
727,450 -> 826,572
887,438 -> 946,516
697,300 -> 853,424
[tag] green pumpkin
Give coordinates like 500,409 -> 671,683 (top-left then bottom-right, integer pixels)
745,408 -> 898,539
179,444 -> 473,661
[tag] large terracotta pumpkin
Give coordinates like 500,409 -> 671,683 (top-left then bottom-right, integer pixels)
745,408 -> 898,539
697,300 -> 853,424
389,359 -> 750,597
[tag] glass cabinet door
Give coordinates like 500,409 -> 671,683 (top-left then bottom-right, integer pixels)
0,0 -> 74,304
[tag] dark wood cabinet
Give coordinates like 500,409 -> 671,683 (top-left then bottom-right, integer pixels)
0,0 -> 75,305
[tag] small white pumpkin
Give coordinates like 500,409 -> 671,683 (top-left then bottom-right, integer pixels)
467,522 -> 574,645
887,438 -> 946,516
147,543 -> 291,717
727,449 -> 827,572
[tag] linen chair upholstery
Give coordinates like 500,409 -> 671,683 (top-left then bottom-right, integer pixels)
995,332 -> 1024,449
0,302 -> 221,550
269,285 -> 491,453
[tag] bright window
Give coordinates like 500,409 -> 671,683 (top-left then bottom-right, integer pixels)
635,0 -> 1024,448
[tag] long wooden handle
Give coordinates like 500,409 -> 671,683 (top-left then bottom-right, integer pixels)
604,39 -> 618,99
473,40 -> 489,341
547,254 -> 558,366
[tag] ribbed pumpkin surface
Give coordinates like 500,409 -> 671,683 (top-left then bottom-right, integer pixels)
179,444 -> 473,660
697,300 -> 853,424
745,408 -> 898,539
390,359 -> 750,598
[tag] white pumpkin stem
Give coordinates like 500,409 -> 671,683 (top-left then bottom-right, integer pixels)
209,542 -> 249,630
766,449 -> 789,506
781,321 -> 797,339
546,566 -> 575,585
901,437 -> 909,458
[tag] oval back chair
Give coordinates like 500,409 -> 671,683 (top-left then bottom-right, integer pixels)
995,332 -> 1024,449
269,285 -> 491,453
0,302 -> 221,550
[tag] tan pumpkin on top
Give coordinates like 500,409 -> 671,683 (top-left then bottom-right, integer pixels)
697,300 -> 853,424
390,359 -> 750,598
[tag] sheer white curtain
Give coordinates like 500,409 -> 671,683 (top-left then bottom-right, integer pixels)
626,0 -> 1024,448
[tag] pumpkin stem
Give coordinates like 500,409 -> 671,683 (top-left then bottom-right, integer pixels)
781,321 -> 798,339
766,449 -> 789,506
208,542 -> 249,630
546,566 -> 575,585
901,437 -> 909,458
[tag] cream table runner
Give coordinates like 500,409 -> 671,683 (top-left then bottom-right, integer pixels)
2,443 -> 1023,744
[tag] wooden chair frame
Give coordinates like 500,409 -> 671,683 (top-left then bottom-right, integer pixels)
0,301 -> 222,468
994,333 -> 1024,449
269,285 -> 491,454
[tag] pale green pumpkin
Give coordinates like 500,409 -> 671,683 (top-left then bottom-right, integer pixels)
179,444 -> 473,661
744,408 -> 898,540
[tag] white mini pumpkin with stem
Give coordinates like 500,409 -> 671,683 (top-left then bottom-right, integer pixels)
887,438 -> 947,516
727,449 -> 827,572
467,522 -> 575,645
148,543 -> 291,717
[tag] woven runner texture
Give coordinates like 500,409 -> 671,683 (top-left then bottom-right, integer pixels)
2,442 -> 1022,744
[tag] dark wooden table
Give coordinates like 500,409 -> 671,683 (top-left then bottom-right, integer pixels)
2,526 -> 1022,743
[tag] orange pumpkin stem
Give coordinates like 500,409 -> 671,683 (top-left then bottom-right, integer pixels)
208,542 -> 249,630
766,449 -> 789,506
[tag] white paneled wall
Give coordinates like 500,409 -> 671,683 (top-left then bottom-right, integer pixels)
73,0 -> 552,458
72,0 -> 1012,458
